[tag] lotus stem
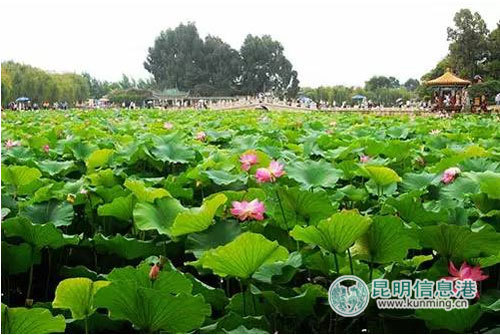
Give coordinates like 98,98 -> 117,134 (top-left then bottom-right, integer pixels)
239,280 -> 246,316
333,252 -> 340,275
44,248 -> 52,299
26,263 -> 34,306
347,248 -> 354,275
275,189 -> 287,227
84,316 -> 89,334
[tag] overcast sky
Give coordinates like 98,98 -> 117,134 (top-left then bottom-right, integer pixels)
1,0 -> 498,87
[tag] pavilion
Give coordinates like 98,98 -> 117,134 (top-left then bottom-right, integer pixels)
425,68 -> 471,112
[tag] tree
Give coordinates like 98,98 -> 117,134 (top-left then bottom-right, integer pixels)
403,78 -> 420,91
240,34 -> 299,98
447,9 -> 489,79
364,76 -> 400,91
485,22 -> 500,80
118,74 -> 136,90
144,22 -> 205,90
201,35 -> 241,95
1,67 -> 13,106
1,61 -> 89,105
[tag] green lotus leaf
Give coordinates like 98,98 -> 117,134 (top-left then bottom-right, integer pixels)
52,277 -> 110,319
337,185 -> 369,202
88,169 -> 118,187
479,290 -> 500,312
266,186 -> 336,229
106,262 -> 193,295
151,135 -> 195,164
419,224 -> 500,260
97,194 -> 135,222
248,284 -> 326,319
473,171 -> 500,199
86,148 -> 114,171
1,165 -> 42,188
1,242 -> 41,275
252,251 -> 302,284
133,197 -> 185,235
185,272 -> 229,312
415,303 -> 482,333
1,303 -> 66,334
124,178 -> 170,202
186,220 -> 242,258
199,312 -> 269,334
197,232 -> 289,279
384,192 -> 448,226
2,216 -> 80,250
353,215 -> 419,264
286,160 -> 343,189
59,265 -> 103,281
93,233 -> 164,260
68,140 -> 97,161
37,160 -> 75,176
439,176 -> 480,202
203,170 -> 248,186
401,172 -> 438,191
291,210 -> 372,254
95,287 -> 209,333
94,263 -> 209,333
171,194 -> 227,237
21,200 -> 74,227
94,185 -> 128,203
1,207 -> 11,220
363,165 -> 402,186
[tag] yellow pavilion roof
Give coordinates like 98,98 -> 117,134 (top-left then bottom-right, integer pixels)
425,69 -> 471,86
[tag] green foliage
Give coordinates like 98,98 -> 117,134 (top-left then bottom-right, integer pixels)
1,303 -> 66,334
53,278 -> 110,320
197,232 -> 289,279
1,109 -> 499,334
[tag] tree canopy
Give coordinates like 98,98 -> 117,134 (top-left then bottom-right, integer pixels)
144,23 -> 299,97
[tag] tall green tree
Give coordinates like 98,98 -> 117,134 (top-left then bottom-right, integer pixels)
197,35 -> 241,96
403,78 -> 420,91
447,9 -> 489,79
144,22 -> 205,91
240,34 -> 299,97
365,76 -> 400,91
485,22 -> 500,80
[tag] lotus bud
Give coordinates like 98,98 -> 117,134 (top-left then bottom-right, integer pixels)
149,263 -> 161,280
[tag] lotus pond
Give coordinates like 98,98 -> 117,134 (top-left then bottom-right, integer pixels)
1,109 -> 500,334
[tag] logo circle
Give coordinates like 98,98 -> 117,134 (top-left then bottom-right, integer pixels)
328,275 -> 370,317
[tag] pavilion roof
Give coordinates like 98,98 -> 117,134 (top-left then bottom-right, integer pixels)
425,69 -> 471,86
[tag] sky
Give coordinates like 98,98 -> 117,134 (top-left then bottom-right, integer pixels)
1,0 -> 498,87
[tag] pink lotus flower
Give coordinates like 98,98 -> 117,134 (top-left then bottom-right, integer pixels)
149,263 -> 160,280
255,167 -> 273,183
240,153 -> 258,171
442,261 -> 488,297
195,131 -> 206,141
441,167 -> 460,184
4,139 -> 21,149
230,199 -> 266,221
255,160 -> 285,183
43,144 -> 50,154
360,155 -> 370,163
163,122 -> 173,130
